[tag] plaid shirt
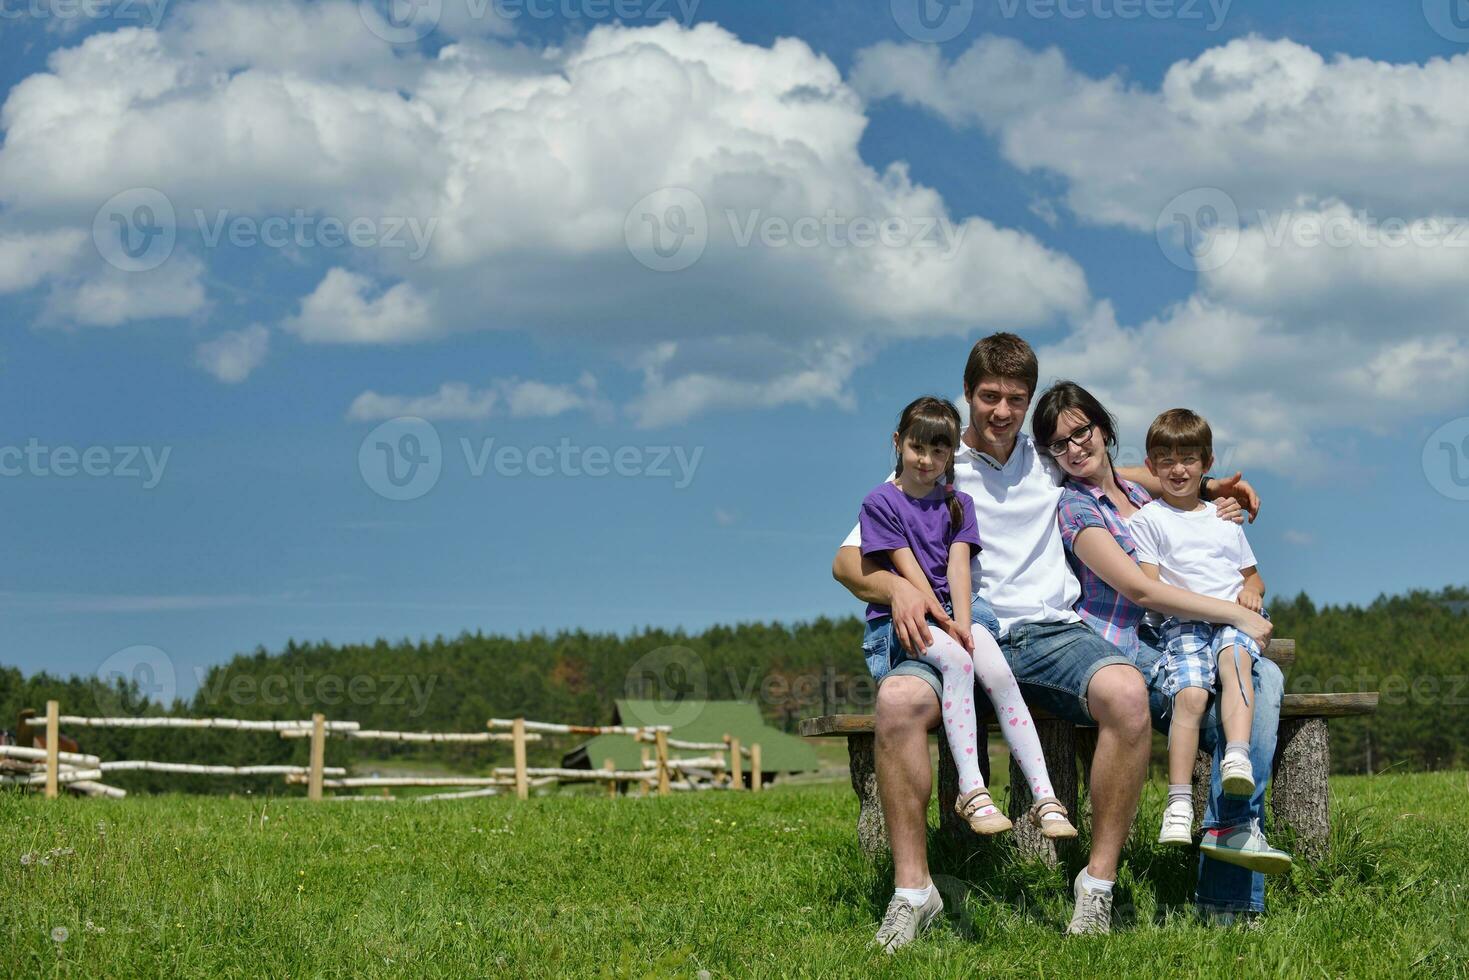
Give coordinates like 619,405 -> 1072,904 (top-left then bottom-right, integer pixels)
1056,476 -> 1154,658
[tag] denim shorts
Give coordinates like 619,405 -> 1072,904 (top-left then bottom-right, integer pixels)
862,592 -> 1002,697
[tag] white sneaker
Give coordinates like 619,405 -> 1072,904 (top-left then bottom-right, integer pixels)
1158,797 -> 1194,845
1065,871 -> 1113,936
1220,754 -> 1255,798
874,888 -> 943,953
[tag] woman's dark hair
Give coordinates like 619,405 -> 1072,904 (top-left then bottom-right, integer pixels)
1031,380 -> 1120,458
893,396 -> 964,532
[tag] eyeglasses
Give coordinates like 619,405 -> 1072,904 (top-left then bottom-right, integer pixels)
1045,422 -> 1095,457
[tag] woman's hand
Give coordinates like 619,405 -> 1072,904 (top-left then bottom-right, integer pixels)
1213,495 -> 1246,525
1233,605 -> 1272,649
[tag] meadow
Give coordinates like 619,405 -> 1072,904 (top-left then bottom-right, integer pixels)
4,770 -> 1466,977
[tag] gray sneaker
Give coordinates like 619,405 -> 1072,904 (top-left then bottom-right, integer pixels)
873,889 -> 943,953
1199,819 -> 1292,875
1065,870 -> 1113,936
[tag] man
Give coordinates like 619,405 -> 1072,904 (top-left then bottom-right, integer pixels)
833,333 -> 1261,949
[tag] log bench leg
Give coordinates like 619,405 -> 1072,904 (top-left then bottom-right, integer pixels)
1190,750 -> 1213,834
937,725 -> 990,847
1272,716 -> 1331,859
1007,719 -> 1078,867
848,733 -> 888,858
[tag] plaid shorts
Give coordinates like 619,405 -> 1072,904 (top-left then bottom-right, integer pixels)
1154,619 -> 1262,703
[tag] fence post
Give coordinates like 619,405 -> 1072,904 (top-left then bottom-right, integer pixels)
44,700 -> 60,800
751,743 -> 762,793
512,718 -> 529,801
729,736 -> 743,790
604,757 -> 617,799
654,730 -> 670,797
307,713 -> 326,802
639,747 -> 650,798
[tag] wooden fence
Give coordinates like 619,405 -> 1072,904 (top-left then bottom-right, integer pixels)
5,700 -> 764,802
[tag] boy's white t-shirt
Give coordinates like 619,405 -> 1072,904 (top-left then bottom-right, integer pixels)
1128,499 -> 1258,601
842,431 -> 1080,637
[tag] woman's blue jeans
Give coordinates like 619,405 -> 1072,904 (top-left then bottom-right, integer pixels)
1134,630 -> 1285,914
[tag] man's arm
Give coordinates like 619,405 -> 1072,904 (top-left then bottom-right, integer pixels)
1117,465 -> 1260,523
890,547 -> 942,609
833,546 -> 950,654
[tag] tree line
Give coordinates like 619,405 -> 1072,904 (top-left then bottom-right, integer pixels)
2,587 -> 1464,793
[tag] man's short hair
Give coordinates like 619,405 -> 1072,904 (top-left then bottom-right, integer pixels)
1146,408 -> 1214,462
964,332 -> 1038,398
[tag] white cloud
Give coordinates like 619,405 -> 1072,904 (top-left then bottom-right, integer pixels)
348,382 -> 498,422
852,35 -> 1469,229
0,11 -> 1087,421
196,324 -> 270,383
345,374 -> 606,422
282,269 -> 435,344
44,255 -> 208,327
1283,530 -> 1315,546
0,228 -> 87,293
627,339 -> 864,428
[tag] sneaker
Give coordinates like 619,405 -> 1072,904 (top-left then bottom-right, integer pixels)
1158,797 -> 1194,845
1219,754 -> 1255,798
873,888 -> 943,953
1065,870 -> 1113,936
1199,819 -> 1292,875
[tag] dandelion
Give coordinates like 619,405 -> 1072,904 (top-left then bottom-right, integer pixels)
50,926 -> 68,943
84,920 -> 105,934
20,852 -> 35,867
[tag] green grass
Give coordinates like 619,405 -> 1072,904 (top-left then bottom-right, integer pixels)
4,773 -> 1467,977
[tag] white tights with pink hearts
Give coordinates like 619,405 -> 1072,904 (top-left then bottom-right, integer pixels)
918,625 -> 1056,817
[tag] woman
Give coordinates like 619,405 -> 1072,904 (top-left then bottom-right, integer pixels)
1032,380 -> 1285,923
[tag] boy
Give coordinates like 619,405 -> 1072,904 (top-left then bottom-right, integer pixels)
1129,408 -> 1290,873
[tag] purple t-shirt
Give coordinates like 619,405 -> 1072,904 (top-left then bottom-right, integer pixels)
858,481 -> 982,622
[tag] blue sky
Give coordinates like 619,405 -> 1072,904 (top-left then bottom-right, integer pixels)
2,0 -> 1467,699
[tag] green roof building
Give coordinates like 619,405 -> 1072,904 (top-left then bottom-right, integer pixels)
562,700 -> 819,786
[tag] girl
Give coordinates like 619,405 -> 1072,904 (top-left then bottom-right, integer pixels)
858,396 -> 1077,839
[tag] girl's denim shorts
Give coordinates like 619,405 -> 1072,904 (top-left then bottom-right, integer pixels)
861,590 -> 1001,686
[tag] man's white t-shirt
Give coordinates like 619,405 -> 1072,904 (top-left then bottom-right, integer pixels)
1128,499 -> 1258,602
842,431 -> 1080,637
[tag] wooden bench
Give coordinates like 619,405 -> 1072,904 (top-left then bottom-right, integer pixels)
798,639 -> 1379,864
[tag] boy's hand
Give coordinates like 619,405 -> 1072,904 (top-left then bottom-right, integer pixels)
1237,589 -> 1264,613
